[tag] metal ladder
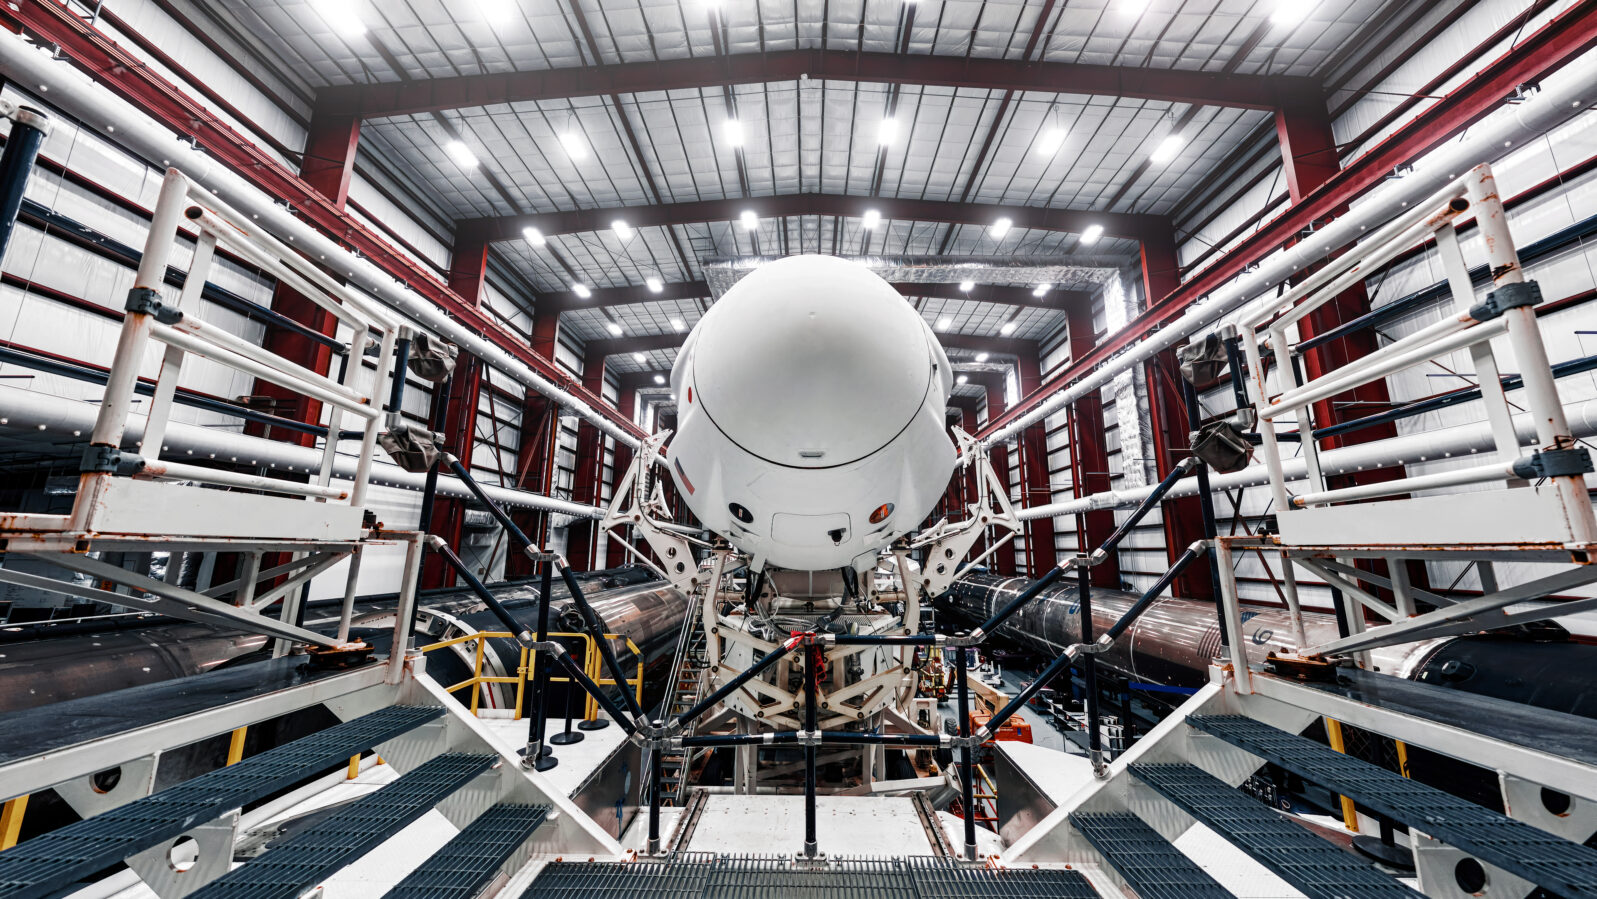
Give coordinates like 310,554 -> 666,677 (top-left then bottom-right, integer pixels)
656,613 -> 709,807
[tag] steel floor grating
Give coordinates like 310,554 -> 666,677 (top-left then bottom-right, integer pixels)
383,804 -> 549,899
1191,714 -> 1597,898
1070,812 -> 1233,898
0,705 -> 444,899
520,854 -> 1099,898
189,753 -> 496,899
1130,763 -> 1423,899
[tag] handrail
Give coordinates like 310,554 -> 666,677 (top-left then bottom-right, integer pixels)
421,629 -> 643,721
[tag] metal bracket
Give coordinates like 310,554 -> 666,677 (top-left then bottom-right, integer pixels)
124,287 -> 183,325
1512,448 -> 1593,480
80,445 -> 146,475
1470,280 -> 1542,321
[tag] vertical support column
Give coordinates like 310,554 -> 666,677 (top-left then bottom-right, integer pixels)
982,376 -> 1016,577
247,110 -> 361,447
422,236 -> 489,588
506,392 -> 554,579
566,347 -> 608,571
1015,351 -> 1056,574
1140,225 -> 1212,600
1063,302 -> 1119,588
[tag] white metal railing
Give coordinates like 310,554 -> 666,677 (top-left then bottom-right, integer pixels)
70,167 -> 406,532
1238,163 -> 1597,548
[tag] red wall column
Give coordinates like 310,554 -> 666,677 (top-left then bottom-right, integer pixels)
566,348 -> 609,570
1064,303 -> 1120,588
981,378 -> 1016,576
1015,352 -> 1057,574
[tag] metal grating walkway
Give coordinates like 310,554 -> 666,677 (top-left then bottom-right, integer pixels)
0,705 -> 443,899
1070,812 -> 1233,898
190,753 -> 496,899
521,854 -> 1099,898
1192,714 -> 1597,899
1130,763 -> 1423,899
384,804 -> 549,899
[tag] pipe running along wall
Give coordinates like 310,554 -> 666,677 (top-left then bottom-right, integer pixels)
0,33 -> 642,451
0,382 -> 601,518
982,51 -> 1597,448
1016,395 -> 1597,520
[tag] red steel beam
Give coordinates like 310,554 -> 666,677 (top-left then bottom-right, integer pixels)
541,279 -> 1088,314
316,48 -> 1321,121
976,2 -> 1597,444
457,194 -> 1168,245
9,0 -> 645,444
1063,303 -> 1119,589
425,236 -> 491,588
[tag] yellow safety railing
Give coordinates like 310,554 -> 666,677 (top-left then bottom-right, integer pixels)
972,763 -> 1000,826
420,630 -> 643,723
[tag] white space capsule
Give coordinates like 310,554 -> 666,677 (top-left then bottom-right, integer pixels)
666,255 -> 956,571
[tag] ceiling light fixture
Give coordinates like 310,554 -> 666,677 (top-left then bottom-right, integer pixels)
975,352 -> 990,362
1000,321 -> 1017,336
612,219 -> 634,240
861,209 -> 882,230
740,210 -> 759,230
474,0 -> 514,25
956,374 -> 968,385
654,374 -> 666,384
607,322 -> 623,336
670,317 -> 685,331
443,139 -> 479,169
1079,224 -> 1105,246
317,1 -> 366,37
935,316 -> 952,332
959,280 -> 975,292
1150,133 -> 1186,164
1121,0 -> 1149,13
1032,284 -> 1052,297
1270,0 -> 1312,26
1036,109 -> 1067,156
645,276 -> 664,293
522,226 -> 546,246
560,115 -> 588,161
990,217 -> 1013,239
572,283 -> 592,299
633,352 -> 647,362
877,117 -> 899,146
723,118 -> 745,147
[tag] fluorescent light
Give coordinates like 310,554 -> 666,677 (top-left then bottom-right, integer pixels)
670,317 -> 685,331
1079,224 -> 1104,246
444,139 -> 479,169
1150,134 -> 1185,164
318,2 -> 366,37
878,118 -> 899,145
959,280 -> 975,292
572,283 -> 592,299
1270,0 -> 1311,26
653,374 -> 666,384
956,374 -> 968,384
1032,283 -> 1051,298
522,226 -> 546,246
633,352 -> 647,362
740,210 -> 759,230
559,123 -> 588,161
606,322 -> 623,336
861,209 -> 882,230
645,276 -> 663,293
1036,116 -> 1067,156
1000,321 -> 1017,336
475,0 -> 515,25
723,118 -> 745,147
990,217 -> 1013,239
935,316 -> 952,332
975,352 -> 989,362
611,219 -> 633,240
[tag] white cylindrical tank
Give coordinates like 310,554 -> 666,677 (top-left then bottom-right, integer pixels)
667,255 -> 957,571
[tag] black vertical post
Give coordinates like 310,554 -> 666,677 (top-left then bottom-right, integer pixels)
1179,375 -> 1226,645
522,561 -> 558,771
647,718 -> 664,854
387,335 -> 411,415
802,638 -> 819,859
0,107 -> 48,264
1079,561 -> 1104,778
956,643 -> 977,860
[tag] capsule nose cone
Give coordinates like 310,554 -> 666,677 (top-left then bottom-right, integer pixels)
690,255 -> 944,468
